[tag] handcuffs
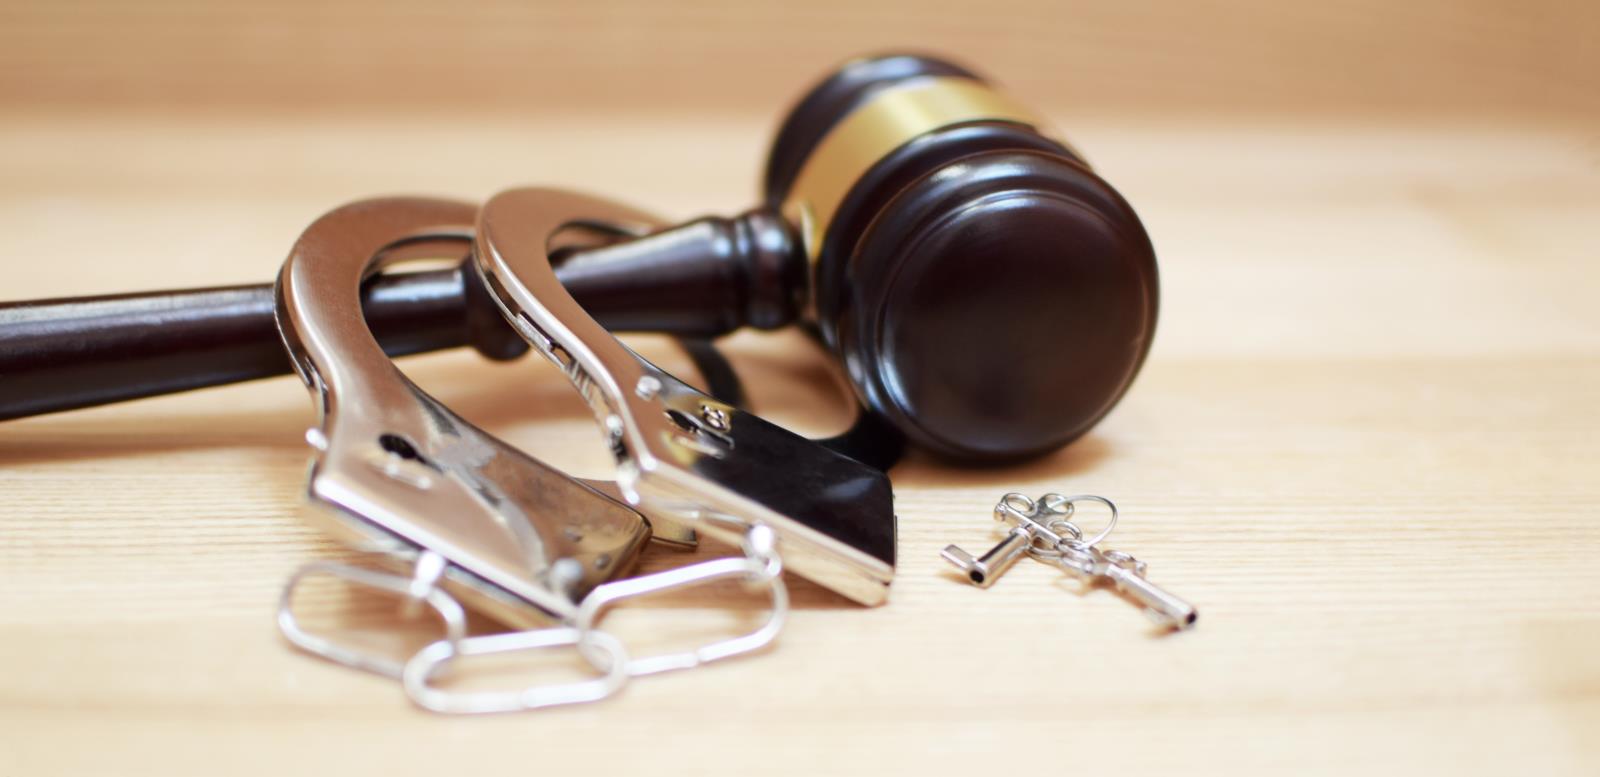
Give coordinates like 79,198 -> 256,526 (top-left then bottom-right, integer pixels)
273,192 -> 897,713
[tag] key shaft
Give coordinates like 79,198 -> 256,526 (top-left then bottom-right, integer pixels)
1097,558 -> 1198,630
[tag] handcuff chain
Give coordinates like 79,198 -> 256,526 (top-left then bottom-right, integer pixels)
278,524 -> 788,714
573,524 -> 787,677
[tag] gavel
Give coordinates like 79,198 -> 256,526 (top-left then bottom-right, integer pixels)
0,53 -> 1158,461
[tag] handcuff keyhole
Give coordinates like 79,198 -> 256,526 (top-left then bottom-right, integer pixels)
379,433 -> 437,471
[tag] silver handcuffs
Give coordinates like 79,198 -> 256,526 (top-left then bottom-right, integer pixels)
475,188 -> 895,605
273,193 -> 896,713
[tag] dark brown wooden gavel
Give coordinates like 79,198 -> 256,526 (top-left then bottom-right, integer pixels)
0,53 -> 1159,461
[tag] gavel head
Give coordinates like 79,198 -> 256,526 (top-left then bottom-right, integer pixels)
763,53 -> 1159,462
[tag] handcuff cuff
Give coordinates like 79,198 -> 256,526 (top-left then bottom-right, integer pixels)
273,193 -> 898,713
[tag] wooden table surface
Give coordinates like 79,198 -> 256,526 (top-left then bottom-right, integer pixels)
1,109 -> 1597,775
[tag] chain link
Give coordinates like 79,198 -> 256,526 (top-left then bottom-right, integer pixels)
276,553 -> 467,680
403,626 -> 630,714
278,524 -> 788,714
574,532 -> 786,677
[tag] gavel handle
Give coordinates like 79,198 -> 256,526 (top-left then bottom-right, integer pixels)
0,264 -> 512,421
0,209 -> 805,421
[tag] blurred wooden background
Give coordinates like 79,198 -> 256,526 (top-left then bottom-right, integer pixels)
2,0 -> 1596,117
1,2 -> 1597,776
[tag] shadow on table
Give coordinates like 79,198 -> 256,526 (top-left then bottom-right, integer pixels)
890,434 -> 1113,488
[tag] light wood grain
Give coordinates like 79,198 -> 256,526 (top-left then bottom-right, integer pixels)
2,86 -> 1599,777
1,0 -> 1597,117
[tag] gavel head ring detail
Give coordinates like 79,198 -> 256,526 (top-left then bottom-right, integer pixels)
579,53 -> 1159,460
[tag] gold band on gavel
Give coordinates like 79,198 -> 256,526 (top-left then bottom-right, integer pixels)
780,76 -> 1055,262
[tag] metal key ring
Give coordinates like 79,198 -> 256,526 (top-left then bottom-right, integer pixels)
1052,494 -> 1118,548
1026,519 -> 1084,561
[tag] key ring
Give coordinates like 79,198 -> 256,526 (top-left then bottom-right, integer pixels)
1035,493 -> 1120,552
996,492 -> 1116,563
